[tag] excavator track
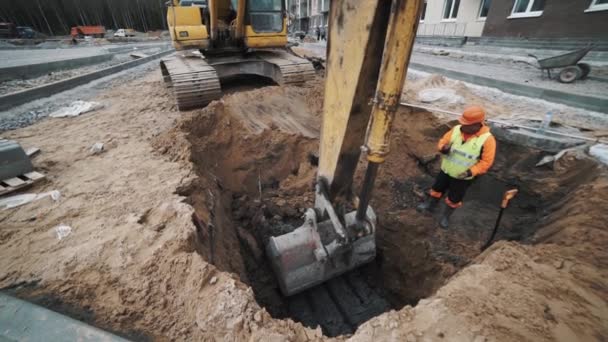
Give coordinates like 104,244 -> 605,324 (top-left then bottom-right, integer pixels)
161,50 -> 315,111
160,54 -> 222,111
257,50 -> 317,85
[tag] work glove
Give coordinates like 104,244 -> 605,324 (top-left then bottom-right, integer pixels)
440,143 -> 452,155
457,170 -> 473,179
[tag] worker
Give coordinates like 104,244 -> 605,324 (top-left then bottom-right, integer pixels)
416,105 -> 496,229
315,26 -> 321,41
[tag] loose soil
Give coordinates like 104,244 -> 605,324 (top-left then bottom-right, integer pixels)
0,68 -> 607,341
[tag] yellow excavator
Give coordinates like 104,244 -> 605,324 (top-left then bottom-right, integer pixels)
161,0 -> 315,110
267,0 -> 422,296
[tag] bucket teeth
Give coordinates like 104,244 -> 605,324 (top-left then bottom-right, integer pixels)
267,209 -> 377,296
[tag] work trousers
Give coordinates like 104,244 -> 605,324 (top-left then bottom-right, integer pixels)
430,170 -> 473,208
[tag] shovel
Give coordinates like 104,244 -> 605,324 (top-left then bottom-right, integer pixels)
481,189 -> 518,251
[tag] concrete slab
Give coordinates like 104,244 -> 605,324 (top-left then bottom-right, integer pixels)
0,292 -> 129,342
489,123 -> 586,153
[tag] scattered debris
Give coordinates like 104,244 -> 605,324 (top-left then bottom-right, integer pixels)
0,190 -> 60,210
535,146 -> 585,167
130,52 -> 149,59
308,57 -> 325,70
49,101 -> 103,118
90,142 -> 105,155
53,224 -> 72,240
418,87 -> 464,104
432,49 -> 450,56
589,144 -> 608,165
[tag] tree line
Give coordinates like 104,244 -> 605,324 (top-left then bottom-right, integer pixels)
0,0 -> 169,36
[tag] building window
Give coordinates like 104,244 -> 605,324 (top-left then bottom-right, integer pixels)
442,0 -> 460,20
420,1 -> 427,21
508,0 -> 545,18
478,0 -> 492,19
586,0 -> 608,12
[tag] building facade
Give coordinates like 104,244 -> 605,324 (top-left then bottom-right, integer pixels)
288,0 -> 330,34
482,0 -> 608,38
418,0 -> 491,37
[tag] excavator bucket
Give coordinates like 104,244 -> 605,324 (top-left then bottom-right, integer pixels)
266,205 -> 377,296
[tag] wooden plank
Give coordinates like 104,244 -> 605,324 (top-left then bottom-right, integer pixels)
24,171 -> 45,180
0,171 -> 45,196
3,178 -> 25,187
26,147 -> 41,158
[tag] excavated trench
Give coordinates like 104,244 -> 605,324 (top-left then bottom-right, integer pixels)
178,98 -> 600,337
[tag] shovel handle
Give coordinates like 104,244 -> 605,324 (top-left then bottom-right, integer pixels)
501,189 -> 518,209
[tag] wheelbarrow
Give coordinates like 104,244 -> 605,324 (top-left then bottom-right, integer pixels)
528,45 -> 594,83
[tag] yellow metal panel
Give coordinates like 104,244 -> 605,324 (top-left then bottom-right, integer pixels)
172,39 -> 210,50
169,26 -> 209,41
244,24 -> 287,36
244,35 -> 287,48
167,6 -> 203,26
243,24 -> 287,48
366,0 -> 422,163
317,0 -> 390,195
235,0 -> 246,39
167,5 -> 209,47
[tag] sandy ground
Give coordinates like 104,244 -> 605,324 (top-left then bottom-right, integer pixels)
0,69 -> 607,341
409,53 -> 608,99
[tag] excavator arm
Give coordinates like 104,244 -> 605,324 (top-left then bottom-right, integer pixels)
267,0 -> 422,296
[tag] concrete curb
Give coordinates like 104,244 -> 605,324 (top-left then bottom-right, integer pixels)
410,62 -> 608,114
0,54 -> 114,82
0,292 -> 129,341
0,49 -> 174,112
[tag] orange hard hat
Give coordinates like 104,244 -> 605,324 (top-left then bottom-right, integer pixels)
459,106 -> 486,125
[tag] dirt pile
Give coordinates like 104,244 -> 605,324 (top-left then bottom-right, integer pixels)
0,68 -> 606,341
165,76 -> 608,338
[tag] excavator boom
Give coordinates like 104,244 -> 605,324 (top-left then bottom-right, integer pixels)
267,0 -> 422,296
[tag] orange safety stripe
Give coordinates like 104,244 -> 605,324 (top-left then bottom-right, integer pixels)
430,189 -> 443,198
445,197 -> 463,208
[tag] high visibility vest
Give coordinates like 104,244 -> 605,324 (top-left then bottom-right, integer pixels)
441,125 -> 492,180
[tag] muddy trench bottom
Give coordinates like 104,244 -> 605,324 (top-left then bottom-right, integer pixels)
182,111 -> 548,338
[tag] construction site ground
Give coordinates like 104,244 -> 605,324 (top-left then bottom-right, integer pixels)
0,58 -> 607,341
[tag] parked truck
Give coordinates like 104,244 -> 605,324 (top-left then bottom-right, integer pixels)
0,22 -> 18,38
70,26 -> 105,38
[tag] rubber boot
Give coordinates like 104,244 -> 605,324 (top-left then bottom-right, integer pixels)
439,205 -> 456,229
416,196 -> 439,213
